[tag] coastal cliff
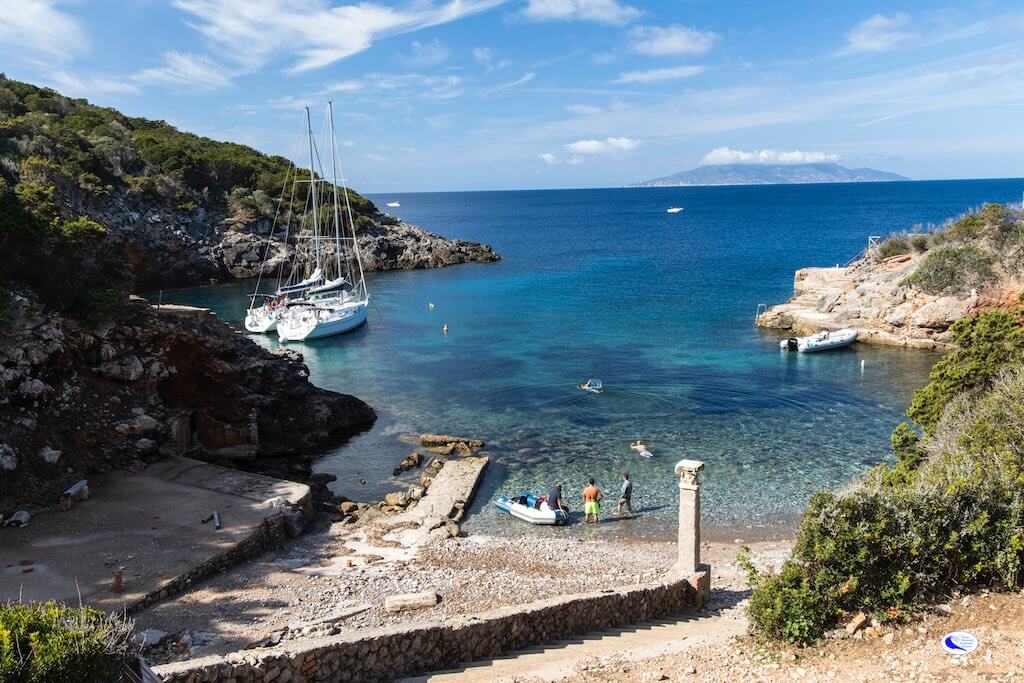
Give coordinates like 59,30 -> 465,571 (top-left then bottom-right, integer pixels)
0,292 -> 376,512
0,74 -> 498,291
757,203 -> 1024,349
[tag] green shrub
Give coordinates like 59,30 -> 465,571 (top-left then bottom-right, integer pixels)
910,235 -> 929,252
746,309 -> 1024,644
902,244 -> 997,295
878,236 -> 910,259
0,602 -> 136,682
907,309 -> 1024,434
60,216 -> 106,241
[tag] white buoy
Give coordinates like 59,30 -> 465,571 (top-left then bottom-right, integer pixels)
861,359 -> 866,373
442,323 -> 448,336
428,302 -> 435,310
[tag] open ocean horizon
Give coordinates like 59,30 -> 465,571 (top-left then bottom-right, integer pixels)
164,178 -> 1024,540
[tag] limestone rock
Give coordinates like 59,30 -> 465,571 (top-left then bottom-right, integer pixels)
910,296 -> 974,330
383,591 -> 440,613
383,491 -> 408,508
0,444 -> 16,470
846,611 -> 869,634
96,355 -> 145,382
39,446 -> 61,464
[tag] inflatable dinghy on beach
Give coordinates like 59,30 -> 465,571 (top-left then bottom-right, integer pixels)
495,493 -> 568,525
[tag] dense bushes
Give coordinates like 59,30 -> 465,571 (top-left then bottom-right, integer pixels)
0,602 -> 136,682
877,236 -> 910,259
901,244 -> 996,295
746,308 -> 1024,644
0,73 -> 378,234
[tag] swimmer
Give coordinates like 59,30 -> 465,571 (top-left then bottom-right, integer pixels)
630,440 -> 654,458
428,302 -> 435,310
578,379 -> 601,393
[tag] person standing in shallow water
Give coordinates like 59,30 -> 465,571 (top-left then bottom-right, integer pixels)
615,472 -> 633,515
582,478 -> 602,524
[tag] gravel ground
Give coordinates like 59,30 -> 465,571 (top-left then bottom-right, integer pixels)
138,518 -> 766,665
550,590 -> 1024,683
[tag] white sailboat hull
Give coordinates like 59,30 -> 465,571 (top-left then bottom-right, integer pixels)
277,300 -> 368,342
244,309 -> 280,333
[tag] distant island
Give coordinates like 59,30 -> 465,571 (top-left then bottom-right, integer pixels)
630,162 -> 909,187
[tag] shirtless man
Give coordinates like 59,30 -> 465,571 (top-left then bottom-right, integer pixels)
582,478 -> 603,524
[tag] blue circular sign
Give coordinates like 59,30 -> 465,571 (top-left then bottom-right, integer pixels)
940,631 -> 979,655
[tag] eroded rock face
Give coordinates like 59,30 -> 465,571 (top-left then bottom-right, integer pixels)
757,252 -> 1020,348
0,293 -> 376,511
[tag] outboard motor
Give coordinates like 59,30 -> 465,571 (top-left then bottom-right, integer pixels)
783,338 -> 799,351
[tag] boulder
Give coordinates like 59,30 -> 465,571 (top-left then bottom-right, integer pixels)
0,444 -> 16,470
383,491 -> 408,508
39,446 -> 61,464
96,355 -> 145,382
383,591 -> 440,613
910,296 -> 974,331
392,451 -> 424,476
419,433 -> 484,449
845,612 -> 869,634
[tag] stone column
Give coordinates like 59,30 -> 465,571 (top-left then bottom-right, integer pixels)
674,459 -> 704,573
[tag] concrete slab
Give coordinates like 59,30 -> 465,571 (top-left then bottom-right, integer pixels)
0,457 -> 308,612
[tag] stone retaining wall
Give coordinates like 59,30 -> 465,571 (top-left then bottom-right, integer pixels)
128,491 -> 312,614
154,569 -> 709,682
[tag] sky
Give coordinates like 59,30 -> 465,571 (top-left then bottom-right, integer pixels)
1,0 -> 1023,192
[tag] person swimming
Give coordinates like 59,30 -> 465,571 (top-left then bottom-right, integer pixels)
630,440 -> 653,458
578,379 -> 602,393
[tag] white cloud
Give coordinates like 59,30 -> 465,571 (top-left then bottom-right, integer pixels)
565,104 -> 603,114
522,0 -> 640,25
537,152 -> 583,165
613,65 -> 705,83
365,153 -> 390,161
843,13 -> 916,54
472,46 -> 512,70
565,136 -> 639,154
473,47 -> 493,64
398,38 -> 449,67
170,0 -> 505,75
324,73 -> 464,99
46,71 -> 139,96
701,147 -> 840,165
482,71 -> 535,95
0,0 -> 87,61
134,51 -> 235,89
628,24 -> 718,56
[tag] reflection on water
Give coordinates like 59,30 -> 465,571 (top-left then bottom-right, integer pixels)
152,181 -> 1024,538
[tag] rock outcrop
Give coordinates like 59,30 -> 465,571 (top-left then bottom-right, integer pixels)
0,293 -> 376,512
756,252 -> 1019,349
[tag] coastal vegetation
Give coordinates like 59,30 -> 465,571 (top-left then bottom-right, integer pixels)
0,602 -> 136,681
745,306 -> 1024,644
873,203 -> 1023,296
0,73 -> 378,306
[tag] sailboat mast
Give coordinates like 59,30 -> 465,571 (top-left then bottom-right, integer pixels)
305,106 -> 321,274
331,103 -> 368,299
327,101 -> 343,281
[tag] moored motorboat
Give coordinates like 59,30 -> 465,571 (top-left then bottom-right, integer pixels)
495,493 -> 568,525
666,207 -> 683,214
386,201 -> 401,207
780,328 -> 858,353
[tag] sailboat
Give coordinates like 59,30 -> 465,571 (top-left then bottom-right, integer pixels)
245,103 -> 369,341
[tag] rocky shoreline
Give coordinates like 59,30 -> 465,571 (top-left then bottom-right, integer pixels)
0,294 -> 376,513
756,249 -> 1021,349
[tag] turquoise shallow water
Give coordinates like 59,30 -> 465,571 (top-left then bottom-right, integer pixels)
161,179 -> 1023,540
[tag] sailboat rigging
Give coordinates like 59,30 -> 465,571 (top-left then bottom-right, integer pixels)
244,102 -> 369,341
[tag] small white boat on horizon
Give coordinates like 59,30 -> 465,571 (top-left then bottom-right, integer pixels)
666,207 -> 684,214
386,201 -> 401,208
781,328 -> 858,353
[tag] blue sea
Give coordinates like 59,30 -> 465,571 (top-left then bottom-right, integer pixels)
163,179 -> 1024,540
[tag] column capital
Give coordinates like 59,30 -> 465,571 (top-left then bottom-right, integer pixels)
674,459 -> 705,487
